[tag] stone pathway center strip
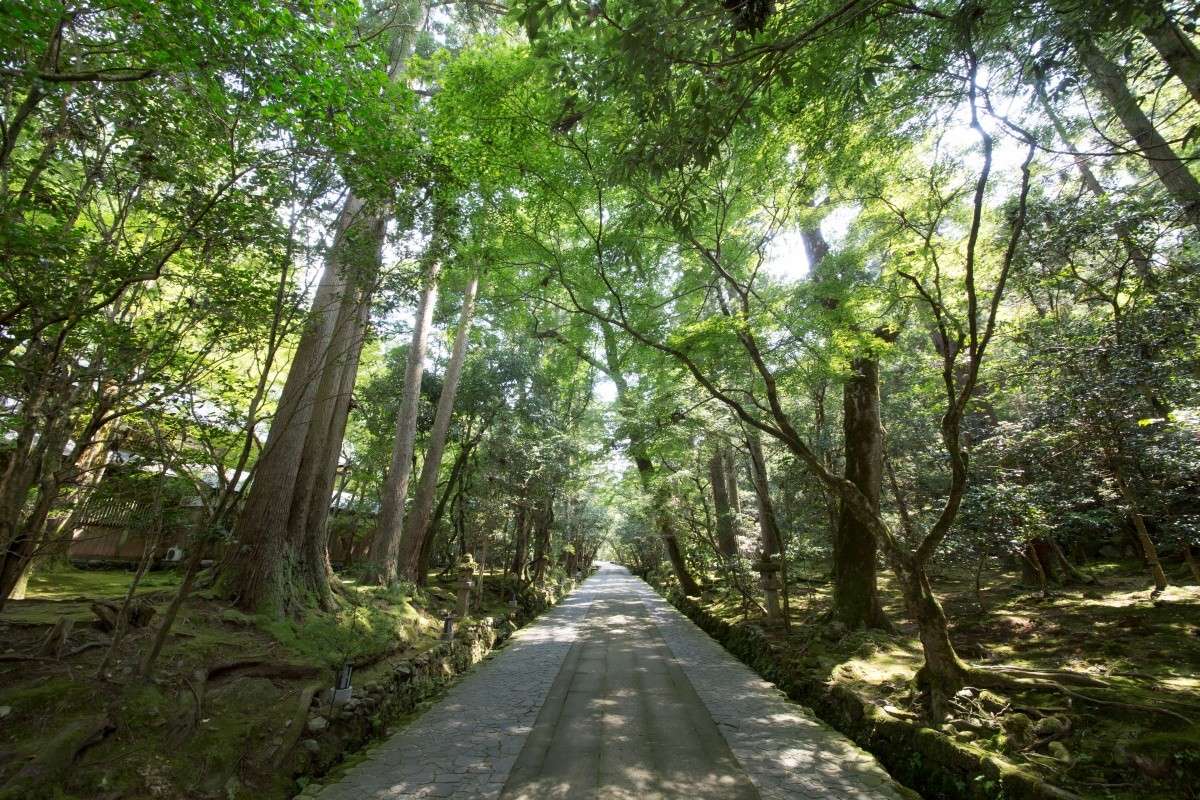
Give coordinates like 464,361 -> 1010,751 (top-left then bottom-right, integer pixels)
313,575 -> 600,800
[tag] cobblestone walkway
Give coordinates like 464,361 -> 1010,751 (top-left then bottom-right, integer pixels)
627,571 -> 908,800
313,577 -> 600,800
313,563 -> 910,799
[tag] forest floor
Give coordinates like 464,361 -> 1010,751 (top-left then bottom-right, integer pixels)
701,558 -> 1200,799
0,564 -> 546,800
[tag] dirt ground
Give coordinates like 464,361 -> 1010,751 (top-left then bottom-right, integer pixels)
0,566 -> 524,800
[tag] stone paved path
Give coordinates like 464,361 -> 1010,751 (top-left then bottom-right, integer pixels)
314,563 -> 910,799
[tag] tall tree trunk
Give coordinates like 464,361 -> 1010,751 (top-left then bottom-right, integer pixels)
396,274 -> 479,583
1137,1 -> 1200,105
900,563 -> 970,716
658,502 -> 699,595
509,497 -> 531,580
290,209 -> 385,569
802,223 -> 887,627
1182,544 -> 1200,582
1034,77 -> 1155,281
365,213 -> 448,585
722,444 -> 740,513
834,357 -> 890,629
415,445 -> 470,583
1106,442 -> 1169,593
531,499 -> 554,583
708,448 -> 738,558
1022,543 -> 1049,596
0,386 -> 73,607
1117,481 -> 1169,593
745,431 -> 782,558
1068,26 -> 1200,230
300,282 -> 374,607
630,453 -> 701,594
226,2 -> 427,609
595,314 -> 703,595
224,197 -> 363,612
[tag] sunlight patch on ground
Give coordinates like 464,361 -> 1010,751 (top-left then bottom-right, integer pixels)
833,643 -> 921,688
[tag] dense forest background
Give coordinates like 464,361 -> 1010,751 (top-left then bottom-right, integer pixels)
1,1 -> 1199,798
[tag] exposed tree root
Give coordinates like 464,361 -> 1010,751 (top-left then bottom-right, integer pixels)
271,681 -> 322,769
66,640 -> 109,657
0,714 -> 114,799
966,668 -> 1194,725
978,665 -> 1112,688
205,659 -> 321,683
1023,716 -> 1073,753
37,616 -> 73,658
176,656 -> 324,739
0,653 -> 51,662
0,639 -> 108,663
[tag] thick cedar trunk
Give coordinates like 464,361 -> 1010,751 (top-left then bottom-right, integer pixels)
366,220 -> 447,585
708,448 -> 738,558
301,283 -> 374,606
1138,2 -> 1200,105
1069,26 -> 1200,230
228,4 -> 426,607
284,225 -> 377,607
396,274 -> 479,583
226,198 -> 364,612
834,357 -> 890,629
801,225 -> 887,629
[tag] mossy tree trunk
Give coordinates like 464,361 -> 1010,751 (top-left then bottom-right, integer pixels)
834,357 -> 890,630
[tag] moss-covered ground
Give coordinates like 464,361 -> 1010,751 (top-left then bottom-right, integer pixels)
692,559 -> 1200,799
0,565 -> 530,800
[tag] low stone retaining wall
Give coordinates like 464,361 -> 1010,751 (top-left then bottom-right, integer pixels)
290,579 -> 578,793
666,591 -> 1078,800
